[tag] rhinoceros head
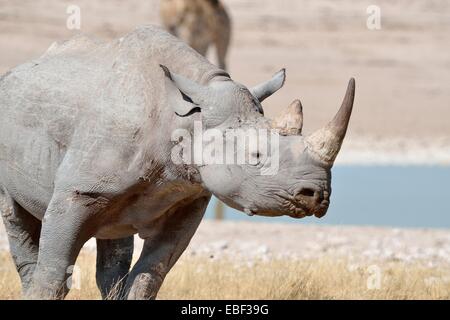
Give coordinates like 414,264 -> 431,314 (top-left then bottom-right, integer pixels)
161,65 -> 355,219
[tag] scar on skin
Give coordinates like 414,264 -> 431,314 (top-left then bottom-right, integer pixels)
72,190 -> 110,208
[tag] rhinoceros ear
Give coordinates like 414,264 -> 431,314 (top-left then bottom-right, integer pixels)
160,64 -> 203,117
250,69 -> 286,103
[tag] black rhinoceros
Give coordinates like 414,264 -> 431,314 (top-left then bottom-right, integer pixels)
0,26 -> 355,299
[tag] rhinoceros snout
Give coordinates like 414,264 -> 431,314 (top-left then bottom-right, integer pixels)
288,187 -> 330,219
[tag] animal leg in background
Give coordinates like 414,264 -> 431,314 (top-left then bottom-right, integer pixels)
214,26 -> 230,71
213,4 -> 231,71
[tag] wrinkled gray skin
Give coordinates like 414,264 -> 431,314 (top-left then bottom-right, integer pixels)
0,26 -> 355,299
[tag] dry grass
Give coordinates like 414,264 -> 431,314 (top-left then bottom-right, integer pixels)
0,251 -> 100,300
0,251 -> 449,300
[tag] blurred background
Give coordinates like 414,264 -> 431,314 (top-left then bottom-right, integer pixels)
0,0 -> 449,228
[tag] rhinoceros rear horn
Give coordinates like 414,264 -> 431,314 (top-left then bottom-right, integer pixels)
272,99 -> 303,135
306,78 -> 355,165
250,69 -> 286,103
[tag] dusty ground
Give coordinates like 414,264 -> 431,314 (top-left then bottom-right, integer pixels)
0,0 -> 449,163
1,219 -> 450,266
1,220 -> 450,299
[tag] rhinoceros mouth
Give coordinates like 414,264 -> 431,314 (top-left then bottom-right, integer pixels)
278,194 -> 329,219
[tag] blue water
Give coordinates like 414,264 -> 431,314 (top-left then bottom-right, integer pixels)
204,166 -> 450,229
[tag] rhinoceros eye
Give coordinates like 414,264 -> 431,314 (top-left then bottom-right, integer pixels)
249,151 -> 262,166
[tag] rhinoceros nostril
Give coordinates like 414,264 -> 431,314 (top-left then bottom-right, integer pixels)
298,188 -> 315,197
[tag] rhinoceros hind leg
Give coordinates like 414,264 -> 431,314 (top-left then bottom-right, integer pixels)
0,192 -> 41,295
96,236 -> 134,300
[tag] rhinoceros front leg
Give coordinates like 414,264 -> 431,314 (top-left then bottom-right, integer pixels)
0,191 -> 41,294
96,236 -> 134,299
125,196 -> 210,300
26,190 -> 106,299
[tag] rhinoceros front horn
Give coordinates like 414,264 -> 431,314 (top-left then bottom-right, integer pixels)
305,78 -> 355,165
